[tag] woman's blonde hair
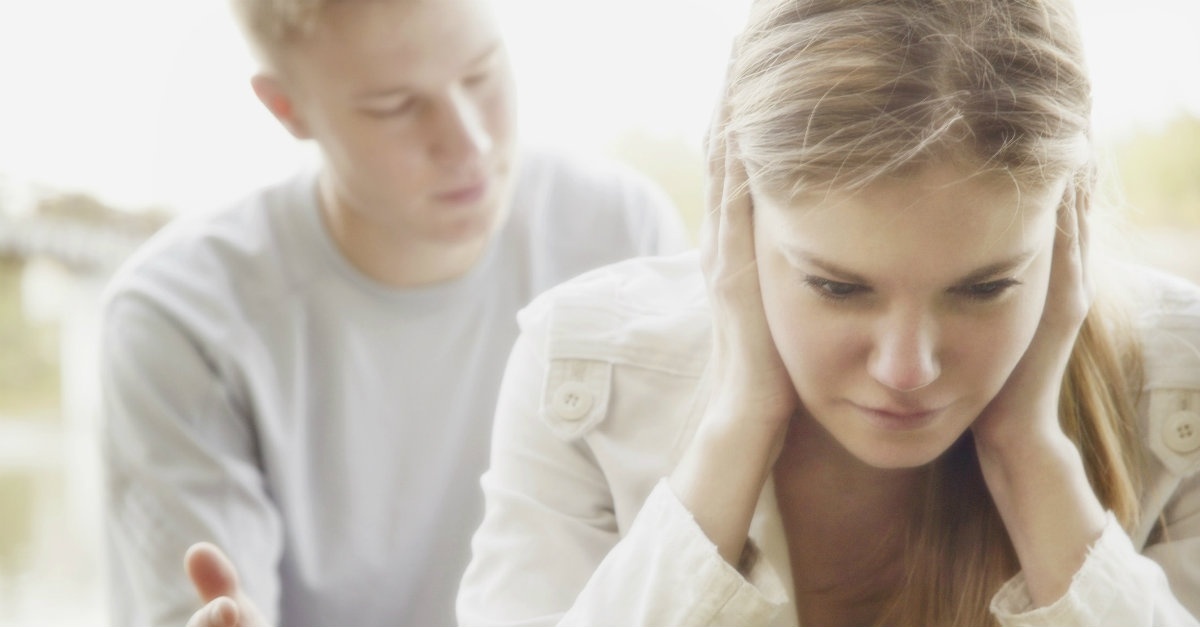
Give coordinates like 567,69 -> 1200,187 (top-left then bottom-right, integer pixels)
725,1 -> 1143,624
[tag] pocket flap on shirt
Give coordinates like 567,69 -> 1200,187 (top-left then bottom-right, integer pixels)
1146,388 -> 1200,477
539,358 -> 612,441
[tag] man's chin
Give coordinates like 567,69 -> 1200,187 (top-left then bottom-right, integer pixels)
432,204 -> 502,245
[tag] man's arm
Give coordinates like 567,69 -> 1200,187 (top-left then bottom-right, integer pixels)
101,294 -> 283,626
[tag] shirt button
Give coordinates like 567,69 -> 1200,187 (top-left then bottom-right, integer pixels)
552,381 -> 594,421
1164,410 -> 1200,454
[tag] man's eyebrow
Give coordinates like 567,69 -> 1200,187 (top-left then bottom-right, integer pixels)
783,248 -> 1036,285
463,42 -> 503,68
354,43 -> 502,101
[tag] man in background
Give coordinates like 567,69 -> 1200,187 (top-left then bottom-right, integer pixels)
100,0 -> 687,624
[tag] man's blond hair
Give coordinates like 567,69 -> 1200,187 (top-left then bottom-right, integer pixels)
228,0 -> 342,68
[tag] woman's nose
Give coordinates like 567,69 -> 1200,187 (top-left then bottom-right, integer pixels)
868,310 -> 941,392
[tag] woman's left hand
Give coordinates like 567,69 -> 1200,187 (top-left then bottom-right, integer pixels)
971,191 -> 1091,450
971,192 -> 1108,608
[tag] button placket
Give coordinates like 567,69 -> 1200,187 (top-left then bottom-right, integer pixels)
541,358 -> 612,440
1147,389 -> 1200,476
552,381 -> 594,421
1164,410 -> 1200,454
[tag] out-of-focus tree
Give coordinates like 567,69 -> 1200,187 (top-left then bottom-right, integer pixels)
608,129 -> 705,242
608,117 -> 1200,283
0,188 -> 166,604
1111,114 -> 1200,228
0,189 -> 167,416
0,259 -> 59,418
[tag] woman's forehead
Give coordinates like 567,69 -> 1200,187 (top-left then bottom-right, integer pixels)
759,162 -> 1065,220
757,163 -> 1065,276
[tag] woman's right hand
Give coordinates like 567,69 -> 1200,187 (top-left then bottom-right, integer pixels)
699,111 -> 799,439
667,86 -> 798,566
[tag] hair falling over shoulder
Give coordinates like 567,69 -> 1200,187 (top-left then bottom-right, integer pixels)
884,292 -> 1143,627
723,0 -> 1145,624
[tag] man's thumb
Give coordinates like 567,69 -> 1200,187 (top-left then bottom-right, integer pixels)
185,542 -> 241,602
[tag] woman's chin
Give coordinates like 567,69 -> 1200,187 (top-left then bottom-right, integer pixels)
841,433 -> 962,471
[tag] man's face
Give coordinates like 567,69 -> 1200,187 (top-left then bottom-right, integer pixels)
753,162 -> 1063,469
277,0 -> 518,246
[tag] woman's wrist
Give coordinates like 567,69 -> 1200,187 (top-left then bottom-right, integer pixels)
669,411 -> 786,564
977,429 -> 1107,607
972,390 -> 1060,454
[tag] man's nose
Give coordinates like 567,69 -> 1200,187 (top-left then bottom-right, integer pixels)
431,88 -> 492,165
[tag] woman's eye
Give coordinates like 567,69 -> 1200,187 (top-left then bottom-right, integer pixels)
804,276 -> 864,300
959,279 -> 1020,300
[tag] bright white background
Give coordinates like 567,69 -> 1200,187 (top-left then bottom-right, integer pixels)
0,0 -> 1197,215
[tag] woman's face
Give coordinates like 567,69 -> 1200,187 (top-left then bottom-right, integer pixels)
754,162 -> 1066,469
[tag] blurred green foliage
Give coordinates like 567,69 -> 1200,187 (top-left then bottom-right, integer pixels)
0,260 -> 60,419
1109,114 -> 1200,228
608,130 -> 706,242
0,474 -> 34,579
0,261 -> 49,582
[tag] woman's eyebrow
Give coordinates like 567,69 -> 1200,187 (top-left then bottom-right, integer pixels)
784,250 -> 871,284
953,252 -> 1037,285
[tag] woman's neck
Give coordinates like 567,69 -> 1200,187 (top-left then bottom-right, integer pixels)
777,411 -> 924,503
772,412 -> 925,627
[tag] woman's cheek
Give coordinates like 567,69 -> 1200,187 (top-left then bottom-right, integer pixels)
961,303 -> 1042,398
769,295 -> 855,393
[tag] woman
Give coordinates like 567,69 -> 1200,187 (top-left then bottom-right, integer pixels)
456,0 -> 1200,625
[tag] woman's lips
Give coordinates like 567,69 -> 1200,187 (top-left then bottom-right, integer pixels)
854,402 -> 943,431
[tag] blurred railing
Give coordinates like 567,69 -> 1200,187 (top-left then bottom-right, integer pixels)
1,208 -> 155,627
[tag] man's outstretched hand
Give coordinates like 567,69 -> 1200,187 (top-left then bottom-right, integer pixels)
184,543 -> 269,627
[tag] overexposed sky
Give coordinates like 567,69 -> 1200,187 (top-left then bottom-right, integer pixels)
0,0 -> 1196,215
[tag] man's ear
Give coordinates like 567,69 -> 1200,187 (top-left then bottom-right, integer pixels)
251,73 -> 312,139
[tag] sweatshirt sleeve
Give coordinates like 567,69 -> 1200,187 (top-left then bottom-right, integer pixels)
101,294 -> 284,627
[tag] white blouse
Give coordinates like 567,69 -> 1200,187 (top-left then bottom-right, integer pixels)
458,252 -> 1200,626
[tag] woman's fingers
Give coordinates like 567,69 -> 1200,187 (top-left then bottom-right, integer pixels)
700,62 -> 752,302
701,93 -> 731,274
697,39 -> 796,430
974,186 -> 1093,444
716,138 -> 754,292
701,39 -> 739,274
1046,188 -> 1091,335
1073,184 -> 1092,306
